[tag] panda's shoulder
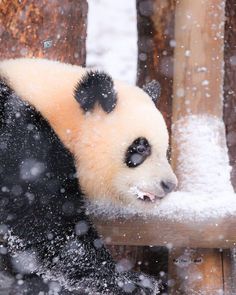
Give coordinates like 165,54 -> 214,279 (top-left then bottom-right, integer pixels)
0,76 -> 77,184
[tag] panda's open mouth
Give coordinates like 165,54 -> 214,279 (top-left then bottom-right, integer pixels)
129,187 -> 163,203
137,191 -> 164,202
138,191 -> 156,202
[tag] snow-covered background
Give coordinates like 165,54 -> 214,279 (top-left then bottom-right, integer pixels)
87,0 -> 137,85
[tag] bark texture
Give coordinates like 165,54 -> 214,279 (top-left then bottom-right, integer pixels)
0,0 -> 87,65
224,0 -> 236,190
136,0 -> 176,133
223,2 -> 236,294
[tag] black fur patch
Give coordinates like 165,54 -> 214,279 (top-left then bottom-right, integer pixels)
0,78 -> 13,128
74,71 -> 117,113
143,80 -> 161,104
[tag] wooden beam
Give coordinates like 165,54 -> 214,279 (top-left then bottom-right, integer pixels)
94,215 -> 236,249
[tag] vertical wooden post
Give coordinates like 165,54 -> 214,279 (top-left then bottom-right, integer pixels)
222,249 -> 236,295
0,0 -> 88,65
169,249 -> 224,295
171,0 -> 225,131
170,0 -> 227,294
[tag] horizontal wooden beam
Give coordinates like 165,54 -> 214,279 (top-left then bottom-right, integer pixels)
94,215 -> 236,249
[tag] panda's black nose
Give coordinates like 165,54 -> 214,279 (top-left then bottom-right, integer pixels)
161,180 -> 176,194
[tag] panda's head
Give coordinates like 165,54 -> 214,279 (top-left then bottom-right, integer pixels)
74,71 -> 177,209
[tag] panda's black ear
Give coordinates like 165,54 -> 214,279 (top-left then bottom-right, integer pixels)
74,71 -> 117,113
143,80 -> 161,104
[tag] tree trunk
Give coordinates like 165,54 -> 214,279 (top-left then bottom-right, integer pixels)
223,1 -> 236,294
136,0 -> 176,134
0,0 -> 88,65
224,0 -> 236,190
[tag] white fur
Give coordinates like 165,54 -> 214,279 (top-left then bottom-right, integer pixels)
0,58 -> 177,211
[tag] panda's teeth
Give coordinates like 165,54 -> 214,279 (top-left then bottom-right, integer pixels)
137,194 -> 144,200
137,192 -> 156,202
129,187 -> 144,199
143,193 -> 156,202
129,187 -> 158,202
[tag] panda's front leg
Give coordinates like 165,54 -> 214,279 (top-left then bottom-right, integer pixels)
30,217 -> 159,295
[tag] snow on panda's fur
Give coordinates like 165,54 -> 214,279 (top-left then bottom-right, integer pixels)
0,58 -> 177,295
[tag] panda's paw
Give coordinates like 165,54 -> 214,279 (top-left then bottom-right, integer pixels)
117,271 -> 160,295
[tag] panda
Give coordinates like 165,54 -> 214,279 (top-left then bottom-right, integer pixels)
0,58 -> 177,295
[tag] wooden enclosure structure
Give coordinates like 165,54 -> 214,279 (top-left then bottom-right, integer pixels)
1,0 -> 236,294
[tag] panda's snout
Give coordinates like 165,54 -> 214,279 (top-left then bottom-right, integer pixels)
160,180 -> 176,194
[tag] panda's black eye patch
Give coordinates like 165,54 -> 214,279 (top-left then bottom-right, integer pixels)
125,137 -> 151,168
